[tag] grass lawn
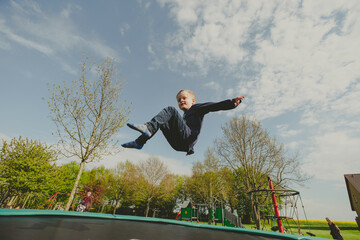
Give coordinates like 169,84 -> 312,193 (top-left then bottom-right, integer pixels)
243,219 -> 360,240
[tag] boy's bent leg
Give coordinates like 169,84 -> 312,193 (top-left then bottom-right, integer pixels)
153,107 -> 191,152
127,123 -> 152,137
122,132 -> 150,149
125,106 -> 176,138
146,106 -> 182,133
123,106 -> 188,151
121,140 -> 143,149
162,126 -> 192,152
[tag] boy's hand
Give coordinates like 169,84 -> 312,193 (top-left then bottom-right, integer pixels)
234,96 -> 245,106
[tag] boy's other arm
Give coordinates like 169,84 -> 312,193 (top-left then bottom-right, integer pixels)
195,96 -> 245,114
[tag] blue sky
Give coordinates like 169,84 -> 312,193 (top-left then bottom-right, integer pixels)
1,0 -> 360,221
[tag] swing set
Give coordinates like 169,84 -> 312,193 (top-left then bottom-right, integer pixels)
38,192 -> 73,210
249,178 -> 315,237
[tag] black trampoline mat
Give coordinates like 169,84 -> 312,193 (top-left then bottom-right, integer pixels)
0,216 -> 287,240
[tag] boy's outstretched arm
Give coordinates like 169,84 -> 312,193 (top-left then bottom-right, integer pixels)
234,96 -> 245,106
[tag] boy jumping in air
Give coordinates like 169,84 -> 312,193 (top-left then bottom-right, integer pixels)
122,89 -> 244,155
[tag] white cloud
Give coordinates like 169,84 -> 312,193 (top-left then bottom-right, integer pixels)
302,131 -> 360,181
148,44 -> 155,54
0,19 -> 53,55
276,124 -> 300,138
125,46 -> 131,54
162,0 -> 253,75
204,81 -> 220,90
2,0 -> 120,72
285,141 -> 303,150
249,4 -> 360,120
119,23 -> 130,37
159,0 -> 199,25
330,82 -> 360,118
138,0 -> 152,10
300,110 -> 319,126
84,148 -> 192,176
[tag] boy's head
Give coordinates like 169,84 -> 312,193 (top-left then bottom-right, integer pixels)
176,89 -> 196,111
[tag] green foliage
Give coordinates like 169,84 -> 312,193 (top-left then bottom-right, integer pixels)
104,161 -> 138,214
56,161 -> 80,194
0,137 -> 66,207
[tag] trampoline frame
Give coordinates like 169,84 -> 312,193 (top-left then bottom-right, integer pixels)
0,209 -> 326,240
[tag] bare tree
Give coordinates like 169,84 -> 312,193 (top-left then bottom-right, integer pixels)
186,148 -> 231,224
137,157 -> 171,217
108,161 -> 138,214
215,115 -> 308,228
47,56 -> 130,211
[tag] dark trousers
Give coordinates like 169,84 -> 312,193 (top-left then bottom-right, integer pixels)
136,106 -> 191,152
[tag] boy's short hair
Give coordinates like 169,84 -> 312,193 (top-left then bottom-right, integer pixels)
176,89 -> 196,100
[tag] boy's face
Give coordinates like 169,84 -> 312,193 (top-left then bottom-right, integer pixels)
177,92 -> 195,111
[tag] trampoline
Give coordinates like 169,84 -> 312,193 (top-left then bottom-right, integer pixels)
0,209 -> 326,240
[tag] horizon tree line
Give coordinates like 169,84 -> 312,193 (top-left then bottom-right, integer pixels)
0,114 -> 308,226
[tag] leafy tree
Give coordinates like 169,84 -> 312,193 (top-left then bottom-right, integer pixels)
0,137 -> 58,207
172,175 -> 187,212
221,167 -> 238,210
186,148 -> 231,224
56,161 -> 81,193
136,157 -> 172,217
106,161 -> 138,214
230,168 -> 253,223
155,173 -> 177,218
215,115 -> 308,228
47,56 -> 130,210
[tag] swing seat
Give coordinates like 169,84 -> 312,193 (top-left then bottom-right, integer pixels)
265,215 -> 293,220
277,216 -> 293,220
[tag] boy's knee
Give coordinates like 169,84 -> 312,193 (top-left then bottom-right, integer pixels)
164,106 -> 177,112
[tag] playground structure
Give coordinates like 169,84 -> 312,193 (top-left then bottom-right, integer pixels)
38,192 -> 70,210
38,191 -> 101,212
249,177 -> 313,236
176,200 -> 244,228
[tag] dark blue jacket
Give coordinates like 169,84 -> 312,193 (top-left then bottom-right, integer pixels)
184,98 -> 239,155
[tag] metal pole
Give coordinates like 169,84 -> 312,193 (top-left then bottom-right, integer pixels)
268,177 -> 284,233
221,200 -> 224,226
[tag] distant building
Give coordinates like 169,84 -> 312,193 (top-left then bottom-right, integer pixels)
344,174 -> 360,230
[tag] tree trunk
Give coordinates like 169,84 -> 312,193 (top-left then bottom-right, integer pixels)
113,199 -> 121,215
0,190 -> 11,207
8,195 -> 18,208
145,199 -> 150,217
252,203 -> 261,230
65,160 -> 86,211
209,182 -> 215,225
22,193 -> 31,208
